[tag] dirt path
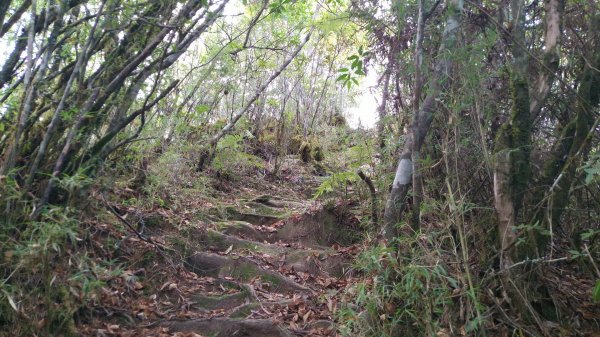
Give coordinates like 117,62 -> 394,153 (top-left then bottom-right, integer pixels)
162,196 -> 361,336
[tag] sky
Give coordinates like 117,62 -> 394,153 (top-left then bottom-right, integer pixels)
345,68 -> 379,129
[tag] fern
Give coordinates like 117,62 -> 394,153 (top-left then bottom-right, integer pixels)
313,170 -> 359,198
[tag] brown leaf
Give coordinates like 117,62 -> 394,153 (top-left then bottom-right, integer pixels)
303,310 -> 312,323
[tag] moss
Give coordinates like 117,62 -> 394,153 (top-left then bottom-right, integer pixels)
168,236 -> 191,255
329,112 -> 347,127
206,230 -> 226,246
193,290 -> 248,310
216,221 -> 248,230
299,141 -> 312,162
230,303 -> 259,318
231,263 -> 260,281
243,202 -> 287,217
509,76 -> 532,210
261,273 -> 283,288
47,286 -> 77,336
312,145 -> 324,162
289,135 -> 303,154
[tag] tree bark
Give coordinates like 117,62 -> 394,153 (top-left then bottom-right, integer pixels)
493,0 -> 531,260
382,0 -> 464,240
530,15 -> 600,250
529,0 -> 564,120
0,0 -> 37,175
376,64 -> 391,149
411,0 -> 425,230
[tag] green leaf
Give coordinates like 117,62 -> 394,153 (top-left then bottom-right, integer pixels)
568,250 -> 582,258
593,281 -> 600,302
195,105 -> 210,115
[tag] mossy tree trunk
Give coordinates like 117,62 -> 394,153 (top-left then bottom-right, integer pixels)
530,14 -> 600,251
382,0 -> 464,240
492,0 -> 531,263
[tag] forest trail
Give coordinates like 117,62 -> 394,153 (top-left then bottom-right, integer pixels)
157,188 -> 361,336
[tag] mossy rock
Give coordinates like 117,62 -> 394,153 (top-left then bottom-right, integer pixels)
216,221 -> 262,239
274,208 -> 360,247
243,202 -> 290,217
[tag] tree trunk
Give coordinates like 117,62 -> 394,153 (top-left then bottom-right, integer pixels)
376,64 -> 391,149
382,0 -> 464,240
411,0 -> 425,230
530,15 -> 600,251
529,0 -> 564,121
493,0 -> 531,261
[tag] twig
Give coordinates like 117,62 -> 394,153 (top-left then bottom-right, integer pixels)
357,169 -> 378,226
100,193 -> 173,254
482,256 -> 570,283
583,244 -> 600,278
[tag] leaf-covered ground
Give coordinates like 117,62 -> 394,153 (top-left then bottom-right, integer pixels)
75,157 -> 365,337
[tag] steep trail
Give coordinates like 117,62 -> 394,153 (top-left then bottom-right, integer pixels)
164,195 -> 361,336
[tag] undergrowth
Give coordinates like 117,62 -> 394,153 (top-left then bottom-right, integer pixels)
0,199 -> 119,336
338,225 -> 483,337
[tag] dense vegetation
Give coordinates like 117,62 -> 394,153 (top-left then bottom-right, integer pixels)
0,0 -> 599,336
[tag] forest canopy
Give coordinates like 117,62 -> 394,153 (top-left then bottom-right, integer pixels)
0,0 -> 599,336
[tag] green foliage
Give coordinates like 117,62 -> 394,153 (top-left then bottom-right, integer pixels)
513,221 -> 550,247
312,144 -> 324,161
0,206 -> 117,336
313,170 -> 359,198
338,240 -> 456,337
212,133 -> 265,175
143,143 -> 211,208
593,281 -> 600,302
583,153 -> 600,184
269,0 -> 291,15
337,46 -> 368,89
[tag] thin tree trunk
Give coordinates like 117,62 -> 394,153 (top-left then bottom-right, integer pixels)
0,0 -> 37,175
531,16 -> 600,250
376,64 -> 391,149
0,0 -> 12,33
0,0 -> 31,38
529,0 -> 564,120
493,0 -> 531,261
25,0 -> 105,188
411,0 -> 425,230
382,0 -> 464,240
